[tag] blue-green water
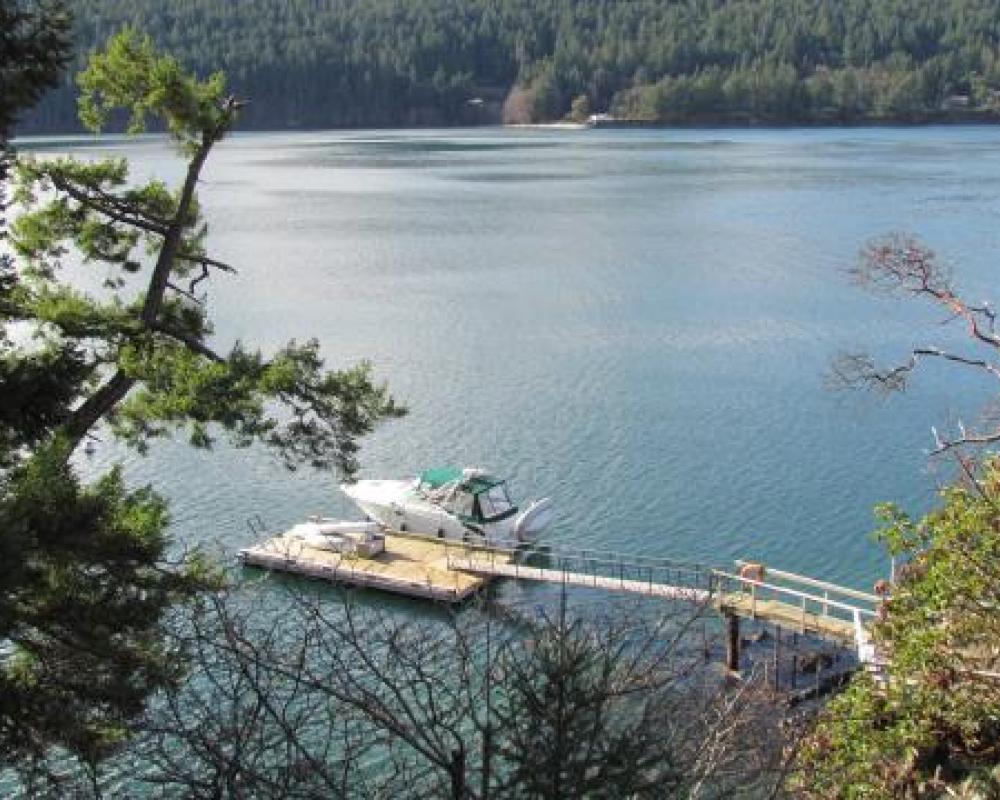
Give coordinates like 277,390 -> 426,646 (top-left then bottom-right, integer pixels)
32,125 -> 1000,592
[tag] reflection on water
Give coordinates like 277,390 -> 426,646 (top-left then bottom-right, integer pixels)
24,124 -> 1000,593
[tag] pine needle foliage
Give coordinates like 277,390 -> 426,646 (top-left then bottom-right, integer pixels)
1,25 -> 403,771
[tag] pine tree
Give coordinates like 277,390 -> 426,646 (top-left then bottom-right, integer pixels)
1,27 -> 403,771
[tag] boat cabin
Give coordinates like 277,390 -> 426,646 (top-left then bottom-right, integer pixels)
418,467 -> 518,527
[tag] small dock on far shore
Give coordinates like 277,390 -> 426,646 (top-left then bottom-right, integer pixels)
239,530 -> 515,602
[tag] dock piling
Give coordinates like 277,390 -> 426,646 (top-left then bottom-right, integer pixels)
773,625 -> 781,690
725,613 -> 741,673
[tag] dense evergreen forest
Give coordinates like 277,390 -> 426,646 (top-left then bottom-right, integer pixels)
21,0 -> 1000,132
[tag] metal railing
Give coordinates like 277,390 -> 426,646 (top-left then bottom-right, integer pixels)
710,568 -> 877,637
446,542 -> 716,594
711,565 -> 878,627
447,545 -> 880,649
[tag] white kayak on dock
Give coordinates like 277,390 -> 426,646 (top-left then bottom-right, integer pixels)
286,518 -> 385,557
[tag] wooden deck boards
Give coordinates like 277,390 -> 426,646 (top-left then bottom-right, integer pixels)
715,592 -> 857,643
240,532 -> 513,603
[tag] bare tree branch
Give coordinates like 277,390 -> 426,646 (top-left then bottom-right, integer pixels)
831,347 -> 1000,395
834,234 -> 1000,455
176,251 -> 237,275
166,280 -> 204,305
126,585 -> 797,800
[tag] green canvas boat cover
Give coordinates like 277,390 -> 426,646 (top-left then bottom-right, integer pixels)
419,466 -> 464,488
419,467 -> 505,494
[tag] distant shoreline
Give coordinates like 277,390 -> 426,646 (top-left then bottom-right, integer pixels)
514,113 -> 1000,132
15,116 -> 1000,142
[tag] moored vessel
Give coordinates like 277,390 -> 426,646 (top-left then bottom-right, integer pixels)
342,467 -> 552,546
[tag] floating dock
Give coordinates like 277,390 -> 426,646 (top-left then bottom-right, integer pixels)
241,527 -> 880,671
239,530 -> 515,602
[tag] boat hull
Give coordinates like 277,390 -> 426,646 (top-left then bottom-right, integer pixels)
343,480 -> 474,541
341,478 -> 546,546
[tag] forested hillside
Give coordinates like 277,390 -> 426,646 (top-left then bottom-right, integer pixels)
21,0 -> 1000,131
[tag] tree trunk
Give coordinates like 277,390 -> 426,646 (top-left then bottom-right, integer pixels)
450,746 -> 466,800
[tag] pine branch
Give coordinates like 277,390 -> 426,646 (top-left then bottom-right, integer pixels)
47,172 -> 171,236
147,321 -> 223,363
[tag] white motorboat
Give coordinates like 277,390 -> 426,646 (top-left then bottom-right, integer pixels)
341,467 -> 553,546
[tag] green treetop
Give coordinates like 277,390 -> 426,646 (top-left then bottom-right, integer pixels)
796,460 -> 1000,798
19,0 -> 1000,131
8,26 -> 403,472
1,26 -> 403,773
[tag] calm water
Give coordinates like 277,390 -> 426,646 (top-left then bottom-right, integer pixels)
26,125 -> 1000,591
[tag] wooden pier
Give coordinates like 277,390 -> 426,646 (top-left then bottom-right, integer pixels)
241,526 -> 882,670
448,549 -> 879,665
240,530 -> 514,602
713,563 -> 877,647
716,592 -> 855,644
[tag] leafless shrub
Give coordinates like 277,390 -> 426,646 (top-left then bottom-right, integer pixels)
832,233 -> 1000,456
110,584 -> 796,800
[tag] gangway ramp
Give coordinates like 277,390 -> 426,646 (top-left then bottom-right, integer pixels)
448,545 -> 715,602
447,556 -> 710,603
448,545 -> 879,655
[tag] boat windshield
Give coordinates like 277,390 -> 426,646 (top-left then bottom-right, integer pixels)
476,482 -> 515,521
446,490 -> 474,518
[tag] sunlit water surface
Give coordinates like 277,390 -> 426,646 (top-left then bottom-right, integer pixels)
21,125 -> 1000,592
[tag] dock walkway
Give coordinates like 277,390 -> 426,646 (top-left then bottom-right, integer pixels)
447,556 -> 710,603
449,549 -> 878,653
241,525 -> 881,664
